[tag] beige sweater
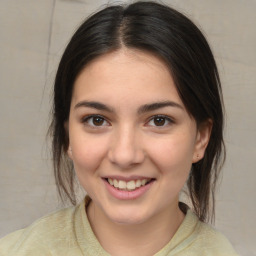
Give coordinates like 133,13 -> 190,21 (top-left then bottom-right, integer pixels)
0,196 -> 238,256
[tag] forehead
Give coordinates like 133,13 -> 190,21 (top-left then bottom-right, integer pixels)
71,49 -> 183,108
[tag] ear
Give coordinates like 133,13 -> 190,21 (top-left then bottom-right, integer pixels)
192,119 -> 212,163
64,121 -> 73,160
67,146 -> 73,160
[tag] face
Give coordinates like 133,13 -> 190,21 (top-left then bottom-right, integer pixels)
67,49 -> 211,225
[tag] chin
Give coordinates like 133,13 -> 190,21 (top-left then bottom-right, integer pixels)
106,207 -> 151,225
112,216 -> 147,225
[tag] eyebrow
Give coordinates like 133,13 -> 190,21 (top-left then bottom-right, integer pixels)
74,100 -> 183,113
74,101 -> 114,112
137,101 -> 183,114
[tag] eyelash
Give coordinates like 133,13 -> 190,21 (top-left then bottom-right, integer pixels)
146,115 -> 174,127
82,115 -> 110,128
81,114 -> 174,128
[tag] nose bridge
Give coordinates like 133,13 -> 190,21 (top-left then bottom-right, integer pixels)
108,123 -> 144,168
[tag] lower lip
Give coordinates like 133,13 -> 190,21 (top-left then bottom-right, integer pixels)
103,179 -> 154,200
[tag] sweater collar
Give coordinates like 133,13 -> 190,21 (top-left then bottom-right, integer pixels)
75,196 -> 199,256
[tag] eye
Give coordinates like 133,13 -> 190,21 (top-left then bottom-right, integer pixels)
147,115 -> 173,127
83,115 -> 110,127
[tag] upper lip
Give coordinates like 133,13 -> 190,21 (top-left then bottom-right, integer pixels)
102,175 -> 154,182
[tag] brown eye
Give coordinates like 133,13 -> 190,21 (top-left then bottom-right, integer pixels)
92,117 -> 104,126
147,115 -> 173,127
153,117 -> 166,126
83,115 -> 109,127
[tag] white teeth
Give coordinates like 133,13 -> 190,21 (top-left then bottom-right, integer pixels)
135,180 -> 142,187
107,178 -> 151,190
114,179 -> 119,188
127,180 -> 136,190
118,180 -> 126,189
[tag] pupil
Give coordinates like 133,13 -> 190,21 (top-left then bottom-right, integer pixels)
154,117 -> 165,126
93,117 -> 104,126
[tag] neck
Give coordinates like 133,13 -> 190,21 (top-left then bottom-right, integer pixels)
87,201 -> 185,256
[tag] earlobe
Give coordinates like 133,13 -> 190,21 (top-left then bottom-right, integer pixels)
64,121 -> 72,160
193,119 -> 212,163
67,147 -> 73,160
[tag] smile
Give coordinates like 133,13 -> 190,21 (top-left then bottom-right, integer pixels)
103,176 -> 156,200
107,178 -> 152,191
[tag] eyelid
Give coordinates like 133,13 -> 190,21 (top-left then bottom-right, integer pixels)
82,114 -> 111,127
81,114 -> 174,128
146,115 -> 174,127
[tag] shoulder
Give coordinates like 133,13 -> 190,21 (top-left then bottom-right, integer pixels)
0,204 -> 81,256
185,211 -> 239,255
197,223 -> 238,254
165,208 -> 239,256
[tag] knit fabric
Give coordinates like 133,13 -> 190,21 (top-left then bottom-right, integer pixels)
0,196 -> 239,256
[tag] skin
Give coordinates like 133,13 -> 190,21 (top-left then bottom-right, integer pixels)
67,49 -> 211,256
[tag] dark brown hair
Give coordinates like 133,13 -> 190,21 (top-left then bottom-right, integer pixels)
49,1 -> 225,222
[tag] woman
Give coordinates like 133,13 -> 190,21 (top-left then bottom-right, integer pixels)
0,1 -> 238,255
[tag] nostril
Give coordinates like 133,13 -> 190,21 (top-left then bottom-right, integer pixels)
108,145 -> 146,168
108,150 -> 140,168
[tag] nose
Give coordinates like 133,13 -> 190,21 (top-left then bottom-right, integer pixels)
108,125 -> 145,169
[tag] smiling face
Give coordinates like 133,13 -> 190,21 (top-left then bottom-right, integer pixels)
67,49 -> 211,225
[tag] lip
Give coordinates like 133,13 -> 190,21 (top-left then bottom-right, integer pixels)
103,178 -> 155,200
102,175 -> 153,182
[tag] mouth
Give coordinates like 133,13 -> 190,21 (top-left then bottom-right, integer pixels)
104,177 -> 155,191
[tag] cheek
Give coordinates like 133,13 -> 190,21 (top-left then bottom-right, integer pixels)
147,133 -> 195,175
71,134 -> 109,174
148,136 -> 195,200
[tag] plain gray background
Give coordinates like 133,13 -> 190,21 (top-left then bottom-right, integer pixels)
0,1 -> 255,255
